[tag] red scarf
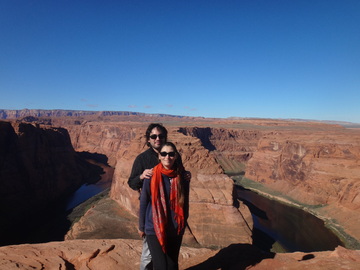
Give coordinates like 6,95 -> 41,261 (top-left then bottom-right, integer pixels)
151,163 -> 185,253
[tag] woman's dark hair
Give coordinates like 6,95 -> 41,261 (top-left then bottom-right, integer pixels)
145,123 -> 168,147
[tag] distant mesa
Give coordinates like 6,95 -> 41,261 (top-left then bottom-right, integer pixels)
1,109 -> 358,127
0,109 -> 186,120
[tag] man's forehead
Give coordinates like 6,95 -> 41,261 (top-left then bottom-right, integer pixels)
150,127 -> 162,134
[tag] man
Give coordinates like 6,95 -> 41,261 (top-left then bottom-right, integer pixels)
128,123 -> 168,191
128,123 -> 168,270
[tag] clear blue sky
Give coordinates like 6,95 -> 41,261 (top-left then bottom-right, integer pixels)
1,0 -> 359,123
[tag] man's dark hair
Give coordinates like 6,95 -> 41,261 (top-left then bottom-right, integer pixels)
145,123 -> 168,147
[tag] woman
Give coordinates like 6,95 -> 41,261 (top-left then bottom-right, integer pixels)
139,142 -> 190,270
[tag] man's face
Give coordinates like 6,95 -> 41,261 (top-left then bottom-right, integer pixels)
148,127 -> 166,151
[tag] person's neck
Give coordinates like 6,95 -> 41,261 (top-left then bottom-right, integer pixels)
152,147 -> 160,154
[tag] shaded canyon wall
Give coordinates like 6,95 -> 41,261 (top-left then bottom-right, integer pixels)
0,120 -> 102,245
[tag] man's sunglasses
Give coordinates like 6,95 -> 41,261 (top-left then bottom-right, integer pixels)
150,134 -> 165,140
160,151 -> 176,157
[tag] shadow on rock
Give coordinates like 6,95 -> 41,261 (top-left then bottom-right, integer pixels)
78,151 -> 110,166
186,243 -> 275,270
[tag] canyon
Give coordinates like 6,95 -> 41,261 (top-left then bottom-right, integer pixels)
1,109 -> 360,269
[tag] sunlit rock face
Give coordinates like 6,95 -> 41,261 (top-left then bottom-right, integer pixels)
243,125 -> 360,243
0,120 -> 101,245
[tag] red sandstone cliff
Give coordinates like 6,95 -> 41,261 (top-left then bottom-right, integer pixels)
241,126 -> 360,244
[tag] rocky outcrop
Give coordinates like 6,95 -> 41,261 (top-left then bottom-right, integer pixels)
0,120 -> 102,246
65,193 -> 140,241
0,239 -> 359,270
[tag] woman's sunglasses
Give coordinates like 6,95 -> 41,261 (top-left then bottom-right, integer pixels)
160,151 -> 176,157
150,134 -> 165,140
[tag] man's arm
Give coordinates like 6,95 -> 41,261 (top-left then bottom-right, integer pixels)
128,155 -> 144,190
139,178 -> 150,234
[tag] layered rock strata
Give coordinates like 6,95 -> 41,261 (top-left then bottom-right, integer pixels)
243,126 -> 360,246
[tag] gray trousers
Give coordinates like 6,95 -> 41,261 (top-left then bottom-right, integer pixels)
140,236 -> 152,270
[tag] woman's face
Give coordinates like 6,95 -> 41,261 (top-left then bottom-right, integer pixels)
159,145 -> 177,170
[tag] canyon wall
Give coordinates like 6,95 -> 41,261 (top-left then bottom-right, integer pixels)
2,111 -> 360,268
6,111 -> 359,247
243,126 -> 360,245
179,120 -> 360,247
245,129 -> 360,206
177,122 -> 360,246
178,127 -> 260,173
57,120 -> 253,248
61,121 -> 138,166
56,117 -> 360,247
0,120 -> 102,245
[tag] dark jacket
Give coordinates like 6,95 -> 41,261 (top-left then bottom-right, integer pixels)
139,173 -> 189,237
128,148 -> 159,190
